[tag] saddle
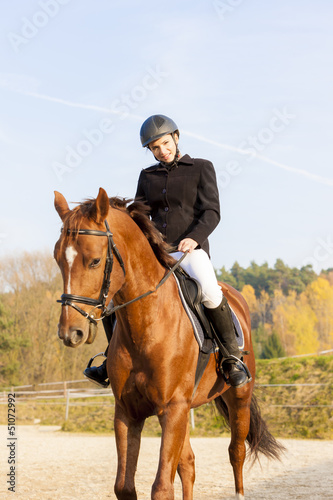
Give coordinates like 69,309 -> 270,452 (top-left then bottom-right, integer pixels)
173,267 -> 247,394
173,267 -> 214,350
173,267 -> 217,394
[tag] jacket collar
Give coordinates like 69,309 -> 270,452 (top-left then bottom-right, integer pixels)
144,154 -> 194,172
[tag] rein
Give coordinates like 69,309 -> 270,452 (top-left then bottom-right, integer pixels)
104,250 -> 188,316
57,219 -> 188,325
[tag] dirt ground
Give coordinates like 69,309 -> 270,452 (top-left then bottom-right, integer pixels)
1,425 -> 332,499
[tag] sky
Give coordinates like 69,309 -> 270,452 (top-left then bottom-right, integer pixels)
1,0 -> 333,273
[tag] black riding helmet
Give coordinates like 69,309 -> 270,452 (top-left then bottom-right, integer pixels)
140,114 -> 180,168
140,114 -> 179,147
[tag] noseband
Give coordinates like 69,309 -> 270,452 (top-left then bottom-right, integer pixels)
57,220 -> 126,325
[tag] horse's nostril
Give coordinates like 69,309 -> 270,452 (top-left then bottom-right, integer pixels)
70,329 -> 84,344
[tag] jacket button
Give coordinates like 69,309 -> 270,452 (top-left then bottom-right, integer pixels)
162,189 -> 166,194
164,207 -> 169,212
163,223 -> 167,228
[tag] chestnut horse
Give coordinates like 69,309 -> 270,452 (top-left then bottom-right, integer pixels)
54,188 -> 283,500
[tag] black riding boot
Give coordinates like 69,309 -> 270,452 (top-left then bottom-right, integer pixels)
84,356 -> 109,387
205,297 -> 251,388
83,314 -> 115,387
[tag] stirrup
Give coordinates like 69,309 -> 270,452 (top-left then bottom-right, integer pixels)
85,351 -> 107,370
83,352 -> 109,388
220,355 -> 252,386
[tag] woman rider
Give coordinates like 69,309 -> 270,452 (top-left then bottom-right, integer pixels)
84,115 -> 251,388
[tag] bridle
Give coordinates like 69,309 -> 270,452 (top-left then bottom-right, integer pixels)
57,220 -> 126,326
57,218 -> 188,339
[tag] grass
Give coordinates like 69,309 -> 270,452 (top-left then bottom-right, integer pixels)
1,355 -> 332,439
254,355 -> 333,439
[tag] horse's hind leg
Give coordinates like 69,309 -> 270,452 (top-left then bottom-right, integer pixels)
222,387 -> 252,498
114,403 -> 144,500
177,420 -> 195,500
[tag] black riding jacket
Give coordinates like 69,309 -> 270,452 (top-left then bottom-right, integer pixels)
135,154 -> 220,256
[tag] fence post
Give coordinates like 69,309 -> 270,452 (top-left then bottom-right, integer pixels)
190,408 -> 195,429
65,389 -> 70,421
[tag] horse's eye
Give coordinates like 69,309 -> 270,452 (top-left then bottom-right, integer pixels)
89,258 -> 101,268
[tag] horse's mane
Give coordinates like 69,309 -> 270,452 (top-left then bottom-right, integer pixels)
62,196 -> 176,269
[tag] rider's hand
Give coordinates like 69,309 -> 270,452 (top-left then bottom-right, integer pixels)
177,238 -> 198,254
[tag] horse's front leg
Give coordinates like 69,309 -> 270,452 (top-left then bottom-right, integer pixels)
114,402 -> 144,500
152,401 -> 190,500
177,420 -> 195,500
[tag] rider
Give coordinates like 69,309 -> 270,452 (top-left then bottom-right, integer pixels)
84,114 -> 251,388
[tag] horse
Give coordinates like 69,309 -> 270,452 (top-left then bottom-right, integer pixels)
54,187 -> 283,500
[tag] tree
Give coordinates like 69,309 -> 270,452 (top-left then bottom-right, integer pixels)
305,277 -> 333,350
0,251 -> 108,387
257,290 -> 271,325
0,300 -> 30,386
252,322 -> 271,359
0,302 -> 13,350
241,284 -> 257,313
215,265 -> 238,289
216,259 -> 317,299
261,331 -> 286,359
230,261 -> 245,290
243,261 -> 272,296
272,290 -> 319,356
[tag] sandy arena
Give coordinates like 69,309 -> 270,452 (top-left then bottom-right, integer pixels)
1,425 -> 332,499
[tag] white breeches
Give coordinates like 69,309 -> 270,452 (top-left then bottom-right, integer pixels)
170,249 -> 223,309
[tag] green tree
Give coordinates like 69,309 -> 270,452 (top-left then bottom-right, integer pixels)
216,260 -> 318,299
261,331 -> 286,359
215,265 -> 238,289
252,322 -> 271,359
230,261 -> 245,290
0,301 -> 30,386
0,301 -> 13,350
243,261 -> 272,297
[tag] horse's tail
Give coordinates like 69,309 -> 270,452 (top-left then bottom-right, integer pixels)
215,393 -> 285,462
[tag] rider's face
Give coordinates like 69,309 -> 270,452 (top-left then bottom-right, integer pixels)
148,134 -> 178,163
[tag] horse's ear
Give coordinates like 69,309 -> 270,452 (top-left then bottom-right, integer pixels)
92,187 -> 109,224
54,191 -> 70,221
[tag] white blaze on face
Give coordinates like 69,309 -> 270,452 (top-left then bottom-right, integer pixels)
65,245 -> 78,294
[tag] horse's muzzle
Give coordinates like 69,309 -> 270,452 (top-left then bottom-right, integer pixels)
58,325 -> 87,348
